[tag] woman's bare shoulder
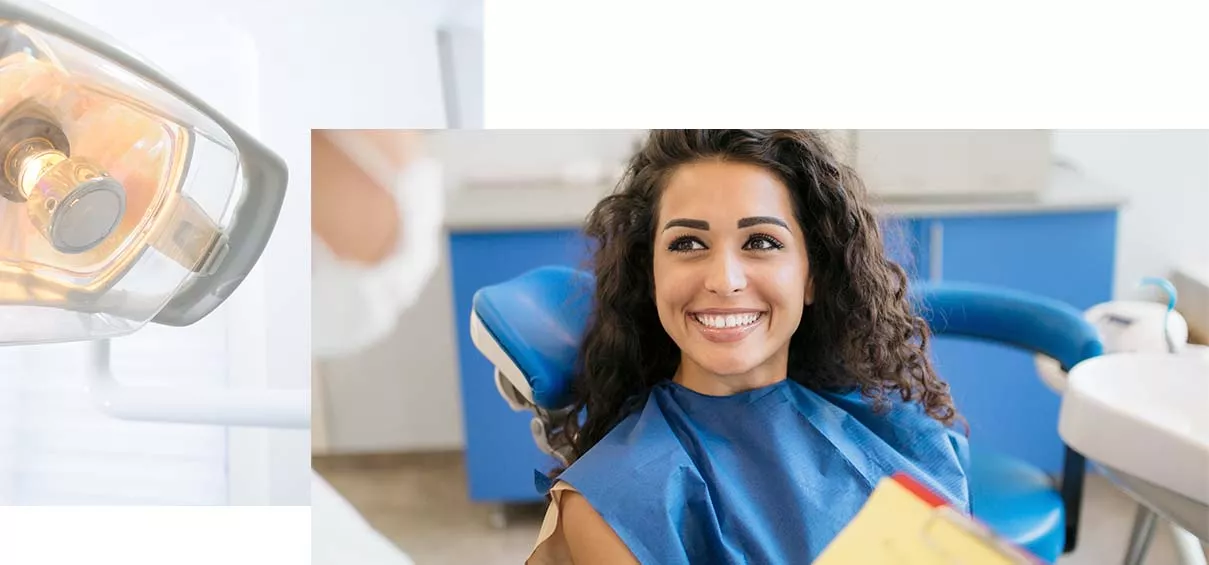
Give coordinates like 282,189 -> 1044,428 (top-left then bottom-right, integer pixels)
559,489 -> 640,565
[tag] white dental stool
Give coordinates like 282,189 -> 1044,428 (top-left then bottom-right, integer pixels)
1036,300 -> 1209,565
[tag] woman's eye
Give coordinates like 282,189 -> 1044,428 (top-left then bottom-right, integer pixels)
745,234 -> 784,251
668,236 -> 705,253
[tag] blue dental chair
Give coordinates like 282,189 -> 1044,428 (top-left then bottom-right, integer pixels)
470,266 -> 1105,563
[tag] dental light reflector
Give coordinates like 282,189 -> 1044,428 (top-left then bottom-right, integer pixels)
0,2 -> 286,346
1,110 -> 127,254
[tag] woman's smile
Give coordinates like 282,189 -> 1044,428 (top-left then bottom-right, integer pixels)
687,309 -> 767,343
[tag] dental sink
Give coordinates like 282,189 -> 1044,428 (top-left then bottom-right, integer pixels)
1058,351 -> 1209,509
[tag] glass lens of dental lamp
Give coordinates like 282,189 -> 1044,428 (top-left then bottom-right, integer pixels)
0,19 -> 244,345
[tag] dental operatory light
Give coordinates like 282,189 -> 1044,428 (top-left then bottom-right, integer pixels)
0,0 -> 286,346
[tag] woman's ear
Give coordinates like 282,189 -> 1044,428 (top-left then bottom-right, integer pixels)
804,277 -> 815,306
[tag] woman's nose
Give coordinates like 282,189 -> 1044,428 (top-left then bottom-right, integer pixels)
704,251 -> 746,295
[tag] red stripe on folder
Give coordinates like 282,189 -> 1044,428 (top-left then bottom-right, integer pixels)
891,472 -> 948,508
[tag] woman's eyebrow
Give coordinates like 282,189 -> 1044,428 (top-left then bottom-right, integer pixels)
738,216 -> 789,229
663,218 -> 709,231
663,217 -> 789,231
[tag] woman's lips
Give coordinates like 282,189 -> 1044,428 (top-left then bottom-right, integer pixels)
688,312 -> 766,343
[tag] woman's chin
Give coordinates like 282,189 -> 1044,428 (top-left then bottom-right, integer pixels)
690,355 -> 762,380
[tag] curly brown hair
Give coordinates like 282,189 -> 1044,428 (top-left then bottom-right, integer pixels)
561,129 -> 958,468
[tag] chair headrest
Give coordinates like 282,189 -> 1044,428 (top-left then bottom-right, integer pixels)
472,268 -> 1104,410
472,266 -> 594,409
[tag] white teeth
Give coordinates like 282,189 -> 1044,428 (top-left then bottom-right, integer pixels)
694,312 -> 761,329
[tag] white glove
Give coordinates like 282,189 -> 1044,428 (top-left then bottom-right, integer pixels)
312,133 -> 445,360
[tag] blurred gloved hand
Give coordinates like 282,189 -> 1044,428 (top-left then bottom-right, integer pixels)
311,129 -> 444,359
311,130 -> 421,264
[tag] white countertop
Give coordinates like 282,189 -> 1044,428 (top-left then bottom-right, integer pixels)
444,167 -> 1128,232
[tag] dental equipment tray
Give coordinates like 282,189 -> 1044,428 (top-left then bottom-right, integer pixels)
1058,352 -> 1209,507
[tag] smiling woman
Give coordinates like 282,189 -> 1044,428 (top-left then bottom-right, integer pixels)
653,160 -> 813,396
529,130 -> 970,564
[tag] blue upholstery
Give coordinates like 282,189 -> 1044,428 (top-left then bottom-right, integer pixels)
910,280 -> 1103,562
909,282 -> 1104,371
472,266 -> 594,409
473,269 -> 1104,562
968,450 -> 1066,560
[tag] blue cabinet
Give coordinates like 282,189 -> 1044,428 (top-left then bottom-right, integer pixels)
449,209 -> 1118,502
881,218 -> 926,280
917,211 -> 1117,475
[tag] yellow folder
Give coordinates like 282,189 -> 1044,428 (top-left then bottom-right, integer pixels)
815,473 -> 1041,565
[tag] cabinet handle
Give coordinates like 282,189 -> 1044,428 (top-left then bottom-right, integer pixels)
929,220 -> 944,282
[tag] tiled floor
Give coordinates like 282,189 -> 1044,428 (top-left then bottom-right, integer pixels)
314,452 -> 1203,564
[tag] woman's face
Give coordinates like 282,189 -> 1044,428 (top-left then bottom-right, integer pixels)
652,159 -> 813,394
